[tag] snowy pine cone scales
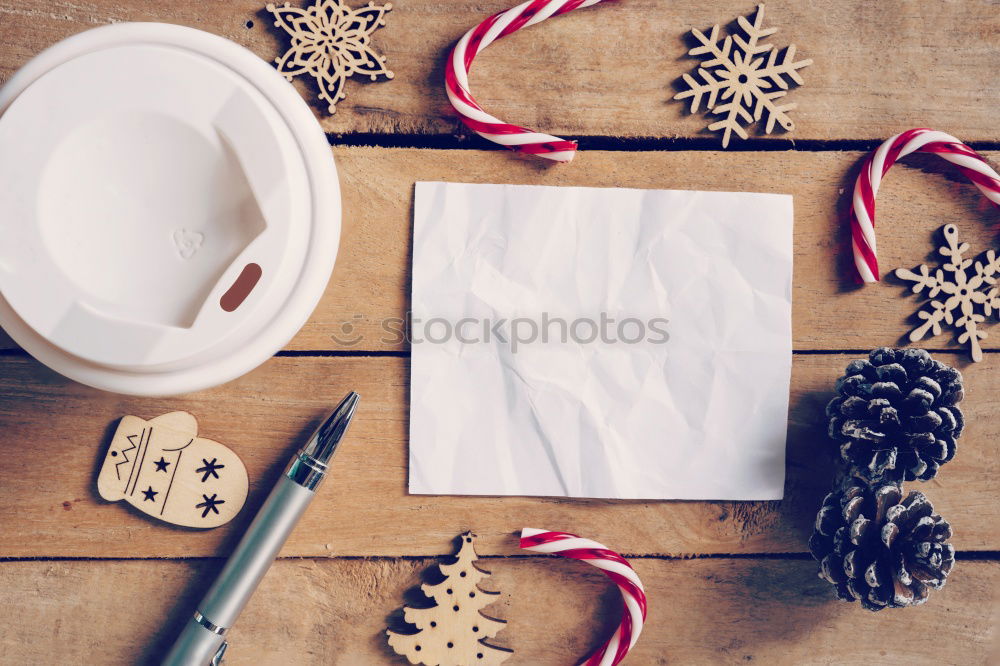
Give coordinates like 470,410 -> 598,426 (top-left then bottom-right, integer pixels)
809,479 -> 955,611
826,348 -> 964,482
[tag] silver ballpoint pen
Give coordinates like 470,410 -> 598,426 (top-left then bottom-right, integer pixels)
162,391 -> 360,666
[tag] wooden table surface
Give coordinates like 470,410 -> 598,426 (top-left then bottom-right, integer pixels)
1,1 -> 998,664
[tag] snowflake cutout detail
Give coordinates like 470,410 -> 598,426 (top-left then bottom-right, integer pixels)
195,493 -> 226,519
673,3 -> 812,148
895,224 -> 1000,362
195,458 -> 225,482
266,0 -> 394,114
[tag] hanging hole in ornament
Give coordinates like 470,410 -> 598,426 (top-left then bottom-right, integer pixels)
477,654 -> 484,659
469,592 -> 475,598
472,626 -> 479,632
415,645 -> 421,651
446,588 -> 452,594
466,537 -> 472,543
737,74 -> 749,84
453,605 -> 459,611
430,621 -> 436,627
245,19 -> 254,29
447,642 -> 454,649
460,571 -> 467,577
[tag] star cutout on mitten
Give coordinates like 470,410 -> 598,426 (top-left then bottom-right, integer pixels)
153,457 -> 170,472
196,494 -> 225,518
196,458 -> 225,482
142,486 -> 158,502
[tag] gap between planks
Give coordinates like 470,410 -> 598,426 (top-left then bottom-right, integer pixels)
326,133 -> 1000,154
2,551 -> 997,563
279,349 -> 991,357
0,349 -> 995,359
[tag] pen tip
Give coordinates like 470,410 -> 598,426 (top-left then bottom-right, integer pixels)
337,391 -> 360,417
309,391 -> 360,464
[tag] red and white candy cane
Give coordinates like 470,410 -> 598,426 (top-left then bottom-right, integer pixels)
520,528 -> 646,665
850,128 -> 1000,283
445,0 -> 610,163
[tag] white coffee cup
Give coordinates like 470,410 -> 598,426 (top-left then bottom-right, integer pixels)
0,23 -> 340,395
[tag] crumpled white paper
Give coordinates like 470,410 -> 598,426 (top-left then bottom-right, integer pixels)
410,182 -> 793,500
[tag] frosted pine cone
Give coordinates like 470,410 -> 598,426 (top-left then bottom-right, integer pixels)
826,348 -> 964,483
809,478 -> 955,611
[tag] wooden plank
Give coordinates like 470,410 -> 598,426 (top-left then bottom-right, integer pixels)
1,147 -> 998,353
0,557 -> 995,664
299,147 -> 1000,353
0,352 -> 996,558
0,1 -> 997,141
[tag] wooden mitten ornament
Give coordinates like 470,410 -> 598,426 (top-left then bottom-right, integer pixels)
387,532 -> 511,665
97,412 -> 248,528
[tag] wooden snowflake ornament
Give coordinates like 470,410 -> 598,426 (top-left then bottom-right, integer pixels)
673,3 -> 812,148
266,0 -> 394,114
896,224 -> 1000,362
387,532 -> 511,665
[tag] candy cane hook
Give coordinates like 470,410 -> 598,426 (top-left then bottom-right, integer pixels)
850,128 -> 1000,283
521,528 -> 647,665
445,0 -> 612,163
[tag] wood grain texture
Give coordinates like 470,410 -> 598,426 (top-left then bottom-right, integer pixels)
1,1 -> 997,141
0,352 -> 996,558
292,147 -> 1000,353
0,557 -> 995,665
0,3 -> 997,664
1,147 -> 997,353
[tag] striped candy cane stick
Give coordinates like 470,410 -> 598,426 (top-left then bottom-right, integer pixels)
520,528 -> 646,665
850,128 -> 1000,283
445,0 -> 611,163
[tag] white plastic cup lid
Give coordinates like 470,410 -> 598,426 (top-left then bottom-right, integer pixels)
0,23 -> 341,395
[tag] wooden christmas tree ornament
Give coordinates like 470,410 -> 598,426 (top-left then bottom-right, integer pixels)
387,532 -> 511,665
895,224 -> 1000,362
266,0 -> 394,114
673,3 -> 812,148
96,412 -> 249,528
